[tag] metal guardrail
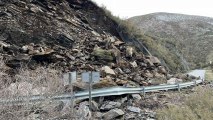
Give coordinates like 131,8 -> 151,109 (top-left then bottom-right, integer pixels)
0,78 -> 205,105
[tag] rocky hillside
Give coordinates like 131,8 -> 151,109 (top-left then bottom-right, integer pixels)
0,1 -> 202,119
0,0 -> 170,88
128,12 -> 213,70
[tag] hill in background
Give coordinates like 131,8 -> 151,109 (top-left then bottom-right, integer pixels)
128,12 -> 213,71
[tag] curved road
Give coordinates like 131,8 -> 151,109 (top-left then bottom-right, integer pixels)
188,69 -> 205,79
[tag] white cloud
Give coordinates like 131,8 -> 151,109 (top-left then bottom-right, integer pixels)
92,0 -> 213,18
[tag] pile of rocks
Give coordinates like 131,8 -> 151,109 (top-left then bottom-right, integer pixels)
0,1 -> 201,120
0,0 -> 168,88
24,93 -> 158,120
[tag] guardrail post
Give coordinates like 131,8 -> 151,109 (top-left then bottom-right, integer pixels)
142,86 -> 145,97
194,80 -> 196,86
178,84 -> 180,92
69,72 -> 74,117
89,71 -> 92,110
202,79 -> 204,84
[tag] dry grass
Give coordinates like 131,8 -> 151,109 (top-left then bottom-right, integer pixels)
0,57 -> 94,120
205,70 -> 213,82
15,66 -> 64,95
157,86 -> 213,120
0,65 -> 65,99
0,58 -> 82,119
0,56 -> 12,89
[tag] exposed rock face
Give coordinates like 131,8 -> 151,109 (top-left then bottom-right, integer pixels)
0,0 -> 168,87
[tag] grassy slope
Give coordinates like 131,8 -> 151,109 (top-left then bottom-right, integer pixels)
205,69 -> 213,81
157,68 -> 213,119
157,86 -> 213,120
128,12 -> 213,71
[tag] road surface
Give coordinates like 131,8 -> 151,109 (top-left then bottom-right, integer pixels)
188,69 -> 205,79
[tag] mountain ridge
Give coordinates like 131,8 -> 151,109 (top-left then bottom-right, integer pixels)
128,12 -> 213,70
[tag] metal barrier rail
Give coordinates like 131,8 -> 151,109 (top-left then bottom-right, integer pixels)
0,78 -> 205,105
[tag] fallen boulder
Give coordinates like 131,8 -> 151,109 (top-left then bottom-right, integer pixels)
102,108 -> 124,120
101,66 -> 115,75
92,48 -> 114,62
100,101 -> 122,111
167,78 -> 183,84
127,106 -> 141,113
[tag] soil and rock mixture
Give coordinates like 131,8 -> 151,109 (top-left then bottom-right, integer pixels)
0,0 -> 200,120
0,0 -> 169,87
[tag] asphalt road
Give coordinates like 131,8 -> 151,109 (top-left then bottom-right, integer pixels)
188,69 -> 206,79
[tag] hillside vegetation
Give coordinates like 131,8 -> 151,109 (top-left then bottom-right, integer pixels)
157,87 -> 213,120
100,9 -> 181,72
128,12 -> 213,71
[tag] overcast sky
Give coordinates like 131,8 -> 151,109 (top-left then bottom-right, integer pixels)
92,0 -> 213,19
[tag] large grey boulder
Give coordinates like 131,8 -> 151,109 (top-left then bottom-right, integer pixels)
76,101 -> 92,120
167,78 -> 183,84
131,94 -> 142,101
101,66 -> 116,75
100,101 -> 122,111
127,106 -> 141,113
102,108 -> 124,120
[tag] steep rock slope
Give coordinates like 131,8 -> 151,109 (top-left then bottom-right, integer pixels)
0,0 -> 168,87
128,12 -> 213,70
0,4 -> 200,119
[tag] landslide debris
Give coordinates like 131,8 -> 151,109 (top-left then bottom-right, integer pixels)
0,0 -> 168,87
0,1 -> 203,120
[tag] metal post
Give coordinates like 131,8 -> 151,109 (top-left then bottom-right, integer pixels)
89,72 -> 92,110
178,84 -> 180,92
142,86 -> 145,97
194,80 -> 196,86
69,72 -> 74,118
202,79 -> 204,84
